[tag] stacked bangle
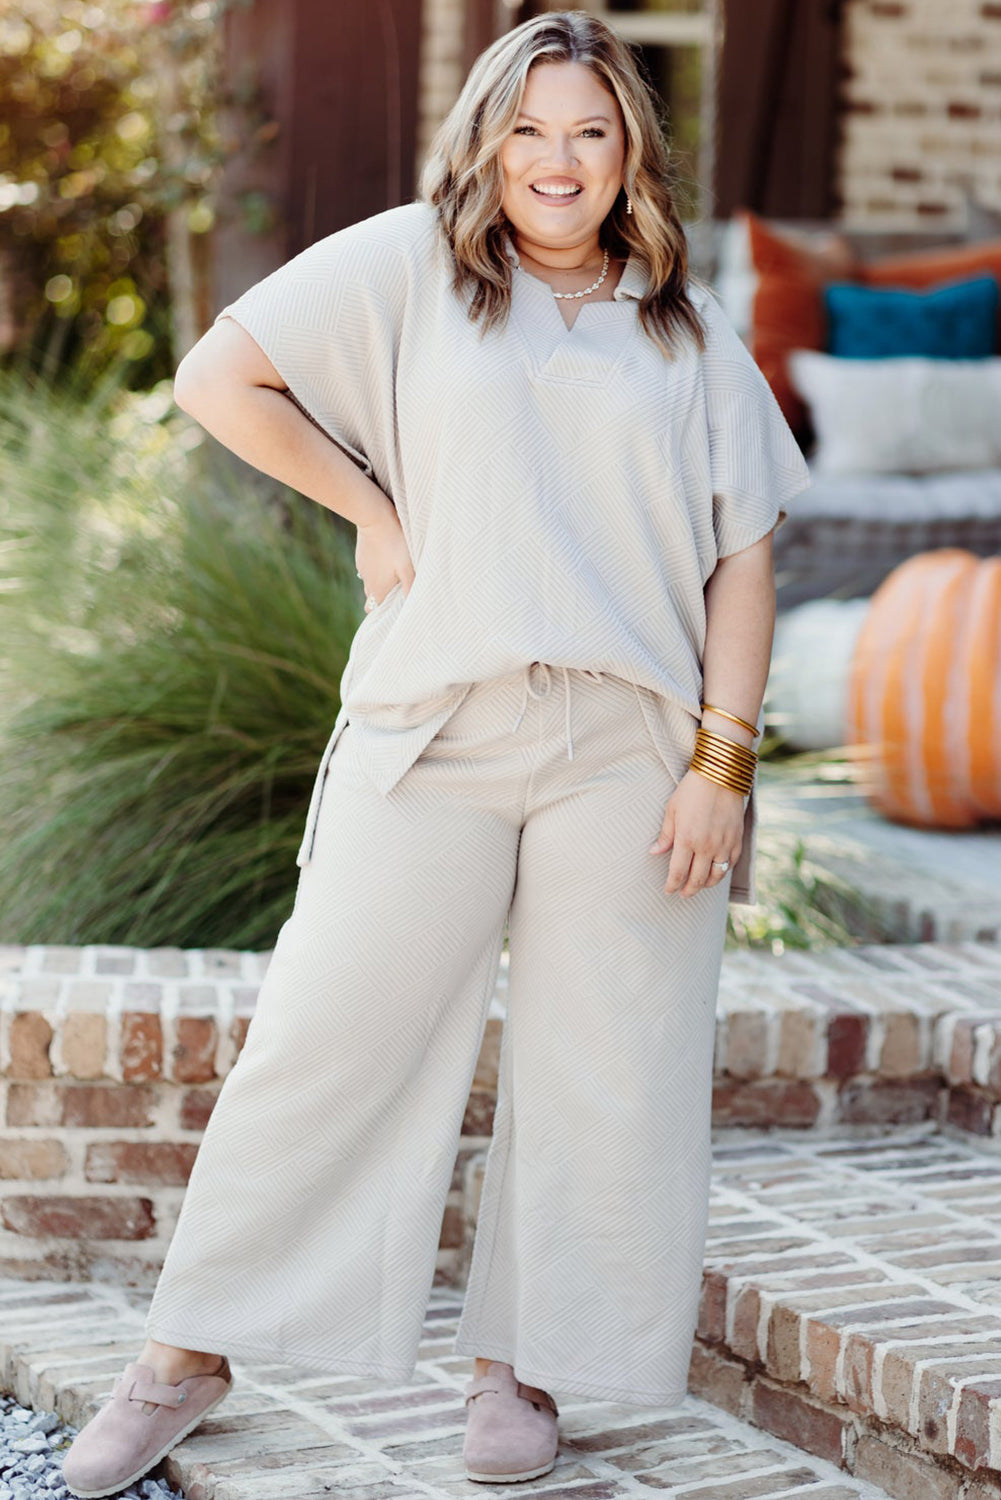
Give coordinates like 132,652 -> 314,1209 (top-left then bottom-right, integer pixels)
700,702 -> 760,739
690,725 -> 757,796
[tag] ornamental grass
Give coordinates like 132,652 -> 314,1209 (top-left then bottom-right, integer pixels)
0,364 -> 359,948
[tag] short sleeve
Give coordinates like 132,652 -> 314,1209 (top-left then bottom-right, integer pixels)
212,204 -> 430,487
695,286 -> 813,558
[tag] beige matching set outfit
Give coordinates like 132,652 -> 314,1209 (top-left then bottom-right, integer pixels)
144,202 -> 812,1405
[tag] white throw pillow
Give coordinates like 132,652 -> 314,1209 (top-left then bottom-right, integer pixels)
786,350 -> 1001,475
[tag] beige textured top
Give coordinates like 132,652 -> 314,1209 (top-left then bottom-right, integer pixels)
215,200 -> 812,901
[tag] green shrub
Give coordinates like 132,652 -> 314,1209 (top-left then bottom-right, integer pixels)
0,365 -> 360,947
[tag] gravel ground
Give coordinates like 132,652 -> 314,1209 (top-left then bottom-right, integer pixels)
0,1390 -> 183,1500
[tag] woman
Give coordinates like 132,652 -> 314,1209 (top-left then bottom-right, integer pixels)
63,11 -> 811,1497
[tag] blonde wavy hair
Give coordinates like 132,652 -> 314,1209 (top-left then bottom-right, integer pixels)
419,9 -> 708,358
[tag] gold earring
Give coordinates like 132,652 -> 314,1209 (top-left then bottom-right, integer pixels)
625,194 -> 633,215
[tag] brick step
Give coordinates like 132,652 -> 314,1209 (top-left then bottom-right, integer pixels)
713,939 -> 1001,1138
1,1279 -> 899,1500
754,772 -> 1001,948
692,1122 -> 1001,1500
4,938 -> 1001,1285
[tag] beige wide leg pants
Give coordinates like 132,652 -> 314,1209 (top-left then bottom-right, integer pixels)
144,662 -> 731,1407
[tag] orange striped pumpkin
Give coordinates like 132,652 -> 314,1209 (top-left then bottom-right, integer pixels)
847,549 -> 1001,828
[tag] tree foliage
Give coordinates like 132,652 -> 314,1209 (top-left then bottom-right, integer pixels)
0,0 -> 269,382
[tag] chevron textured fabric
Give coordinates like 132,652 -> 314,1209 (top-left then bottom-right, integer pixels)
145,663 -> 731,1405
213,200 -> 812,904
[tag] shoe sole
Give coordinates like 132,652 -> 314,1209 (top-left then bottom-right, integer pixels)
63,1380 -> 234,1499
465,1457 -> 557,1483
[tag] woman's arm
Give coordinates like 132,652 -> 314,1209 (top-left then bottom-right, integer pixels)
173,318 -> 394,532
174,318 -> 415,600
648,528 -> 776,897
700,529 -> 776,752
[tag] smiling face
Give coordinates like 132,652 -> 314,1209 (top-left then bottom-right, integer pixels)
499,60 -> 627,257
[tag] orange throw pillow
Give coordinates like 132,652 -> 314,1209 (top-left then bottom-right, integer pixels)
859,239 -> 1001,348
743,209 -> 857,436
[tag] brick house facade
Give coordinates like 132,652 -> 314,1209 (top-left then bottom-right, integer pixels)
208,0 -> 1001,336
415,1 -> 1001,232
838,0 -> 1001,227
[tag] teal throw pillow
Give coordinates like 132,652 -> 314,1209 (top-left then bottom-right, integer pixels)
824,274 -> 998,359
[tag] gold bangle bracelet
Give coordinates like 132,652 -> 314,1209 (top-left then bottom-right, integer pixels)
695,737 -> 757,764
695,726 -> 758,758
700,702 -> 760,738
693,733 -> 757,768
690,762 -> 755,794
696,735 -> 759,762
695,754 -> 757,780
690,727 -> 757,795
689,760 -> 755,796
693,760 -> 755,788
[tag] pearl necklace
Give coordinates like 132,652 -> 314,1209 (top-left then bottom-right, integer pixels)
552,247 -> 610,299
518,247 -> 611,300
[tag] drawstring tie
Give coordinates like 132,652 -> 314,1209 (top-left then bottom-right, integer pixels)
510,661 -> 606,761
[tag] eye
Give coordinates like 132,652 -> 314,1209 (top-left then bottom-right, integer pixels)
512,123 -> 606,138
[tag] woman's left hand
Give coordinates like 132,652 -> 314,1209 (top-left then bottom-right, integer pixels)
648,770 -> 744,898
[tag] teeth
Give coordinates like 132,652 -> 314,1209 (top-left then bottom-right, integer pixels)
531,184 -> 581,196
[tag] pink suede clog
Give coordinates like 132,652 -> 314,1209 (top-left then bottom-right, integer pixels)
463,1360 -> 559,1483
61,1355 -> 233,1498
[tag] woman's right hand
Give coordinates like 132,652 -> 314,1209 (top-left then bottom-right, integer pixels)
355,507 -> 416,611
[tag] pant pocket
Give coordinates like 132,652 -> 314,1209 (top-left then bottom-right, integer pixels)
630,683 -> 698,792
295,707 -> 350,868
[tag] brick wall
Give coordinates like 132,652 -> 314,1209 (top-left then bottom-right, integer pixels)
3,939 -> 1001,1291
0,943 -> 501,1288
838,0 -> 1001,227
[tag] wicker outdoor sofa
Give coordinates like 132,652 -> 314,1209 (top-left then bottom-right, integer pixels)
685,214 -> 1001,613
